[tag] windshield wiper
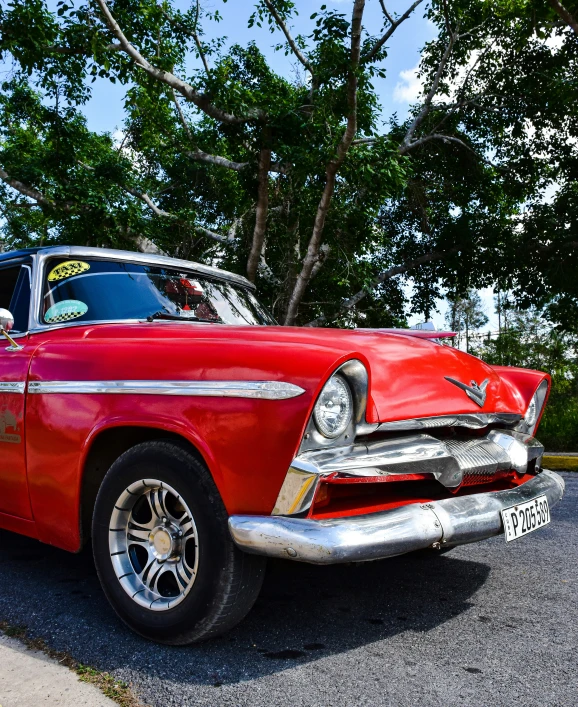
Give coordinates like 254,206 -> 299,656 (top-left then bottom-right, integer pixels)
146,311 -> 223,324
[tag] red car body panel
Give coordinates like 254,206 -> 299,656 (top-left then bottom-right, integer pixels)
0,346 -> 34,520
0,320 -> 548,554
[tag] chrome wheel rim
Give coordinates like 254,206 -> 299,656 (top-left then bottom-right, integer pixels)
109,479 -> 199,611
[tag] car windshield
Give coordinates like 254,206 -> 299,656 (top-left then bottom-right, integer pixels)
41,258 -> 275,326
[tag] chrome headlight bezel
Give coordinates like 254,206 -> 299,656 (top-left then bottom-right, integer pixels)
300,359 -> 377,452
517,379 -> 549,436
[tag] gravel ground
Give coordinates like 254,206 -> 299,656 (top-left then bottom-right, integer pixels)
0,472 -> 576,707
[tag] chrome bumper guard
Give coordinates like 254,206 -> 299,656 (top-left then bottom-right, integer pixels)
228,470 -> 565,564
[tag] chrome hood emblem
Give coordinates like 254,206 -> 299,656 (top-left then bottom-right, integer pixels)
444,377 -> 489,408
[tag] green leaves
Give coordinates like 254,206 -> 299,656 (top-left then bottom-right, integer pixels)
1,0 -> 578,328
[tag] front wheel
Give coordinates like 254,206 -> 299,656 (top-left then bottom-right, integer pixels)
92,440 -> 265,645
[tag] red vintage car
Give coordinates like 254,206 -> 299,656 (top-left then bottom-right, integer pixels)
0,246 -> 564,644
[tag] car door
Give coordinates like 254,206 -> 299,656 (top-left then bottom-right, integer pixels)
0,259 -> 34,519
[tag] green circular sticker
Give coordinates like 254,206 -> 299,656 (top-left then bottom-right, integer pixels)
45,300 -> 88,324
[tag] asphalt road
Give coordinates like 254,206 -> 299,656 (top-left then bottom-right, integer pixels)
0,472 -> 576,707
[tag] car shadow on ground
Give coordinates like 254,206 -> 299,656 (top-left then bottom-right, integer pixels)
0,529 -> 490,687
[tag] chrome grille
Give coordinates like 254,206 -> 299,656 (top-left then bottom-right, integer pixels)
443,438 -> 502,486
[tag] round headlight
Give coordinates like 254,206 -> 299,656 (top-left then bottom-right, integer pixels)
313,374 -> 353,439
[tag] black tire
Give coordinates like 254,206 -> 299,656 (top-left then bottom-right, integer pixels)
92,440 -> 266,645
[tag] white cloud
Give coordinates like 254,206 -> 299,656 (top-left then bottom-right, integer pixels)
393,65 -> 423,104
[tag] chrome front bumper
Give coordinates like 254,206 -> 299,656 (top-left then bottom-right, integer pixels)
228,470 -> 565,564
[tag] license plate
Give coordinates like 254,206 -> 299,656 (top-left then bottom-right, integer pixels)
501,495 -> 550,542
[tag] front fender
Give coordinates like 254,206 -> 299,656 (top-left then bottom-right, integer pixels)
25,333 -> 351,551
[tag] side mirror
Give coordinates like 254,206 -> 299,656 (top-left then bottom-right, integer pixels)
0,309 -> 22,351
0,308 -> 14,332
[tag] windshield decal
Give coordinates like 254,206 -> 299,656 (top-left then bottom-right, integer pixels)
48,260 -> 90,282
45,299 -> 88,324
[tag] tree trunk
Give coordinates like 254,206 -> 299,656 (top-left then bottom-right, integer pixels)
283,169 -> 339,324
283,0 -> 365,325
246,143 -> 271,282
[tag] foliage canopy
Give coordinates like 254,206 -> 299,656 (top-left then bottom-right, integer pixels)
0,0 -> 577,327
471,306 -> 578,451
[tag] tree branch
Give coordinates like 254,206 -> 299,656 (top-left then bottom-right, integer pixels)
400,132 -> 502,169
306,249 -> 458,327
352,136 -> 380,145
47,42 -> 122,54
310,243 -> 331,279
94,0 -> 264,124
1,161 -> 230,245
399,133 -> 478,157
284,0 -> 366,325
262,0 -> 314,75
171,88 -> 194,142
378,0 -> 394,25
75,160 -> 229,243
171,96 -> 287,174
0,167 -> 54,207
547,0 -> 578,35
227,209 -> 253,242
122,185 -> 175,218
186,149 -> 249,172
192,225 -> 229,243
402,29 -> 457,147
120,185 -> 229,242
133,235 -> 166,255
363,0 -> 424,63
160,1 -> 211,78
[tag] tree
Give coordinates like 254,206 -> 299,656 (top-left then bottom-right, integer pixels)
490,0 -> 578,36
0,0 -> 577,327
445,290 -> 488,351
472,306 -> 578,451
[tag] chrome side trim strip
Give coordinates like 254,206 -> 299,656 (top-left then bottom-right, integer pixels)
272,429 -> 544,515
0,382 -> 25,394
377,412 -> 522,432
28,380 -> 305,400
230,471 -> 565,564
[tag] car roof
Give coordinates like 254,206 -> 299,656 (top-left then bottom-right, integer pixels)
0,247 -> 42,261
0,246 -> 255,290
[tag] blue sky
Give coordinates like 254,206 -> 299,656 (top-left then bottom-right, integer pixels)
82,0 -> 436,134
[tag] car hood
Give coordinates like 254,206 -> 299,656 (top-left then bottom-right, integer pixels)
76,323 -> 534,423
343,329 -> 528,421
